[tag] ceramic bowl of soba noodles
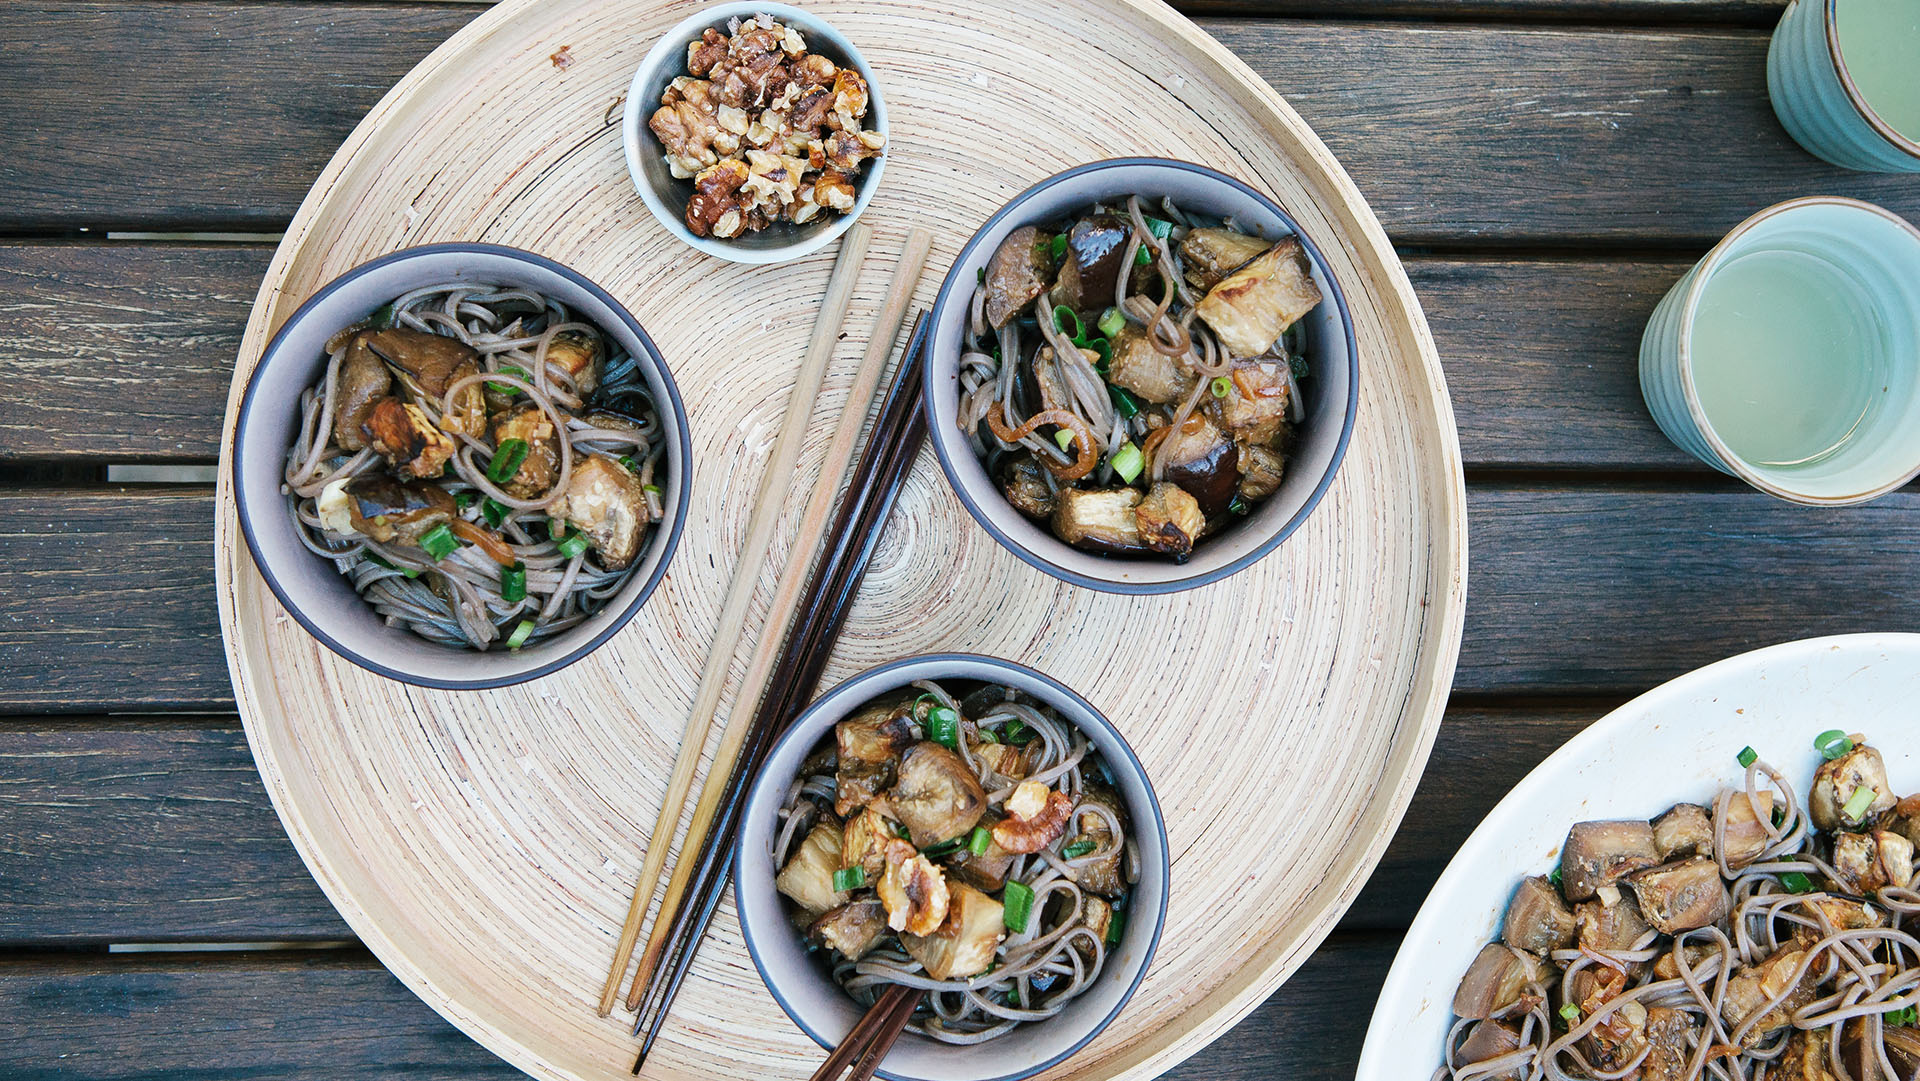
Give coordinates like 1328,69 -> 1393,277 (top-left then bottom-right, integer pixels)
735,653 -> 1168,1081
231,243 -> 691,688
1359,632 -> 1920,1081
921,157 -> 1358,594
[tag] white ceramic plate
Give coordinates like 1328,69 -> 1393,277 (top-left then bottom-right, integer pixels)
1358,632 -> 1920,1079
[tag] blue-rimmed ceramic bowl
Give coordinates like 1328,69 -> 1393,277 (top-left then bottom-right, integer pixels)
231,243 -> 692,689
921,158 -> 1359,594
735,653 -> 1169,1081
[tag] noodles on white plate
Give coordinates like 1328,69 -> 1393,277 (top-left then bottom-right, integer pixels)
773,679 -> 1139,1044
282,283 -> 663,651
1437,733 -> 1920,1081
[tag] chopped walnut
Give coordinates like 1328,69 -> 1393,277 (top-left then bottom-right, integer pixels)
652,15 -> 883,238
686,158 -> 750,238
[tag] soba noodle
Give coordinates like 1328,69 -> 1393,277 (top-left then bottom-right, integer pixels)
773,680 -> 1138,1044
282,284 -> 663,650
1436,736 -> 1920,1081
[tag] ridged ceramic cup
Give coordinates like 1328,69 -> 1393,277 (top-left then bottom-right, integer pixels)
1639,197 -> 1920,505
1768,0 -> 1920,172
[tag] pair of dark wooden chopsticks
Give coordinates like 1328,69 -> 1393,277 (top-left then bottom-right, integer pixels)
630,311 -> 933,1073
805,985 -> 927,1081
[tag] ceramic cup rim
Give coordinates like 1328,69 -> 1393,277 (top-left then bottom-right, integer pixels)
732,652 -> 1170,1081
1818,0 -> 1920,162
919,156 -> 1360,594
1673,195 -> 1920,505
620,1 -> 889,265
230,242 -> 694,689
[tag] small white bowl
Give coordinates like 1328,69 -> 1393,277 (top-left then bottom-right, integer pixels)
1357,632 -> 1920,1080
735,653 -> 1169,1081
231,243 -> 692,688
622,2 -> 889,265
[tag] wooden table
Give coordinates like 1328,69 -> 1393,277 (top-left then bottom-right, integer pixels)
3,0 -> 1918,1076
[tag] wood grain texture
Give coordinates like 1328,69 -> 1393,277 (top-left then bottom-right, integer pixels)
1186,0 -> 1784,20
0,934 -> 1396,1081
0,719 -> 351,944
0,708 -> 1589,944
0,243 -> 264,462
5,7 -> 1915,241
0,488 -> 225,713
209,2 -> 1465,1080
10,484 -> 1920,711
0,243 -> 1697,470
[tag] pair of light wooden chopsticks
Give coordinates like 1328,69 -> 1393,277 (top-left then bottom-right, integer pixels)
598,222 -> 934,1017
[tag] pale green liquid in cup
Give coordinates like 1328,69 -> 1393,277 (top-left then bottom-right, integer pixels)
1837,0 -> 1920,142
1690,249 -> 1889,467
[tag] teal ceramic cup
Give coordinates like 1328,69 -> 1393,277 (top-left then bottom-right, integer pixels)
1769,0 -> 1920,172
1640,197 -> 1920,505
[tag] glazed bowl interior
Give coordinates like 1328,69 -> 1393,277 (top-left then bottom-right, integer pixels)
231,244 -> 691,689
1356,632 -> 1920,1080
621,1 -> 889,265
735,654 -> 1170,1081
922,158 -> 1358,594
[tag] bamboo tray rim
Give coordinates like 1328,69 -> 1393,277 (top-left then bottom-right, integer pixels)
212,0 -> 1470,1078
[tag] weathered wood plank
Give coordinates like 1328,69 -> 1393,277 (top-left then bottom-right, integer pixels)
0,243 -> 265,462
0,241 -> 1697,471
6,486 -> 1919,711
0,707 -> 1572,943
0,489 -> 224,713
1188,0 -> 1783,20
0,719 -> 350,945
3,7 -> 1912,242
0,933 -> 1396,1079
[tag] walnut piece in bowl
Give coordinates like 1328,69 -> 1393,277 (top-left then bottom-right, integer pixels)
624,4 -> 889,264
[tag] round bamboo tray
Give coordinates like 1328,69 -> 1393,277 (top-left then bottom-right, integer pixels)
212,1 -> 1469,1079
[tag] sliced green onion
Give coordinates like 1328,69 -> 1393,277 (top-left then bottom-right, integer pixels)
1816,729 -> 1854,760
1547,866 -> 1563,890
454,490 -> 476,510
418,523 -> 459,561
1106,907 -> 1126,944
1097,307 -> 1125,338
1109,385 -> 1141,419
1134,244 -> 1152,268
975,727 -> 998,744
1780,871 -> 1815,894
893,822 -> 912,840
832,866 -> 866,892
1062,839 -> 1096,859
921,836 -> 965,859
968,827 -> 992,856
1003,719 -> 1034,745
977,266 -> 987,285
1211,375 -> 1233,399
556,532 -> 590,560
618,455 -> 640,474
1891,1004 -> 1918,1027
505,619 -> 536,649
643,484 -> 662,496
486,364 -> 530,395
1109,441 -> 1144,484
925,705 -> 960,749
1049,234 -> 1067,260
1054,428 -> 1076,454
1228,496 -> 1250,516
1773,803 -> 1787,828
482,498 -> 510,528
366,553 -> 420,579
1843,784 -> 1877,822
1290,355 -> 1310,380
1143,216 -> 1174,239
487,438 -> 530,484
1559,1003 -> 1581,1022
1052,305 -> 1084,342
369,301 -> 397,329
1737,746 -> 1758,769
501,561 -> 527,603
1003,880 -> 1035,933
1087,337 -> 1112,371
